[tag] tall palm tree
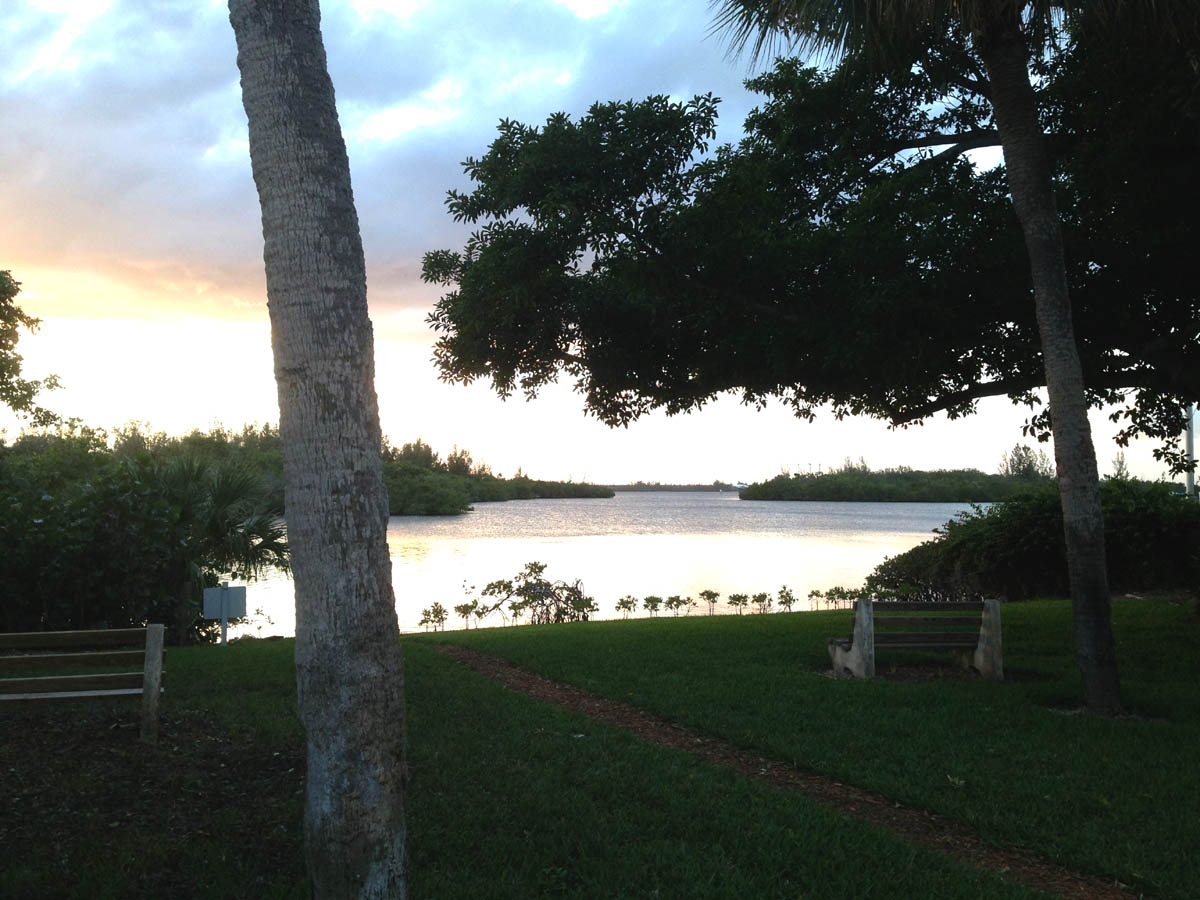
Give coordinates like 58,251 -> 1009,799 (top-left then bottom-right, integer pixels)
712,0 -> 1122,714
229,1 -> 408,896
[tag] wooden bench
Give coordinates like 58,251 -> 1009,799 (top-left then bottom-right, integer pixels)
0,625 -> 166,743
827,598 -> 1002,680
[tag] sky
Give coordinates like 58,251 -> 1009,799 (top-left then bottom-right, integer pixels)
0,0 -> 1183,484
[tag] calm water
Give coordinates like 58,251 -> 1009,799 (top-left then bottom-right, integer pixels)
231,492 -> 970,637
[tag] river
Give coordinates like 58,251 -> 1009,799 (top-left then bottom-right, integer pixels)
230,492 -> 971,637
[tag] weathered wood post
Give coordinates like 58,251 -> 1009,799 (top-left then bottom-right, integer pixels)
140,623 -> 165,744
974,599 -> 1004,681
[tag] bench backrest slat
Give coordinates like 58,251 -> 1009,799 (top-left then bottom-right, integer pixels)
853,601 -> 983,612
873,616 -> 980,629
874,632 -> 982,644
0,650 -> 148,675
3,688 -> 145,702
0,672 -> 149,694
0,629 -> 149,650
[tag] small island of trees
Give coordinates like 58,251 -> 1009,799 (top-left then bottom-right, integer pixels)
739,446 -> 1059,503
380,438 -> 613,515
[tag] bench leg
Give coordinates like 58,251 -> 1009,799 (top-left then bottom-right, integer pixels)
829,599 -> 874,678
140,624 -> 165,744
828,641 -> 853,676
973,598 -> 1004,681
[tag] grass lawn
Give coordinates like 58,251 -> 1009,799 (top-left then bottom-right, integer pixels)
1,636 -> 1041,900
420,594 -> 1200,899
2,593 -> 1193,898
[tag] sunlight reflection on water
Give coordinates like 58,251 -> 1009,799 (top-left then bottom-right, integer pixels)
231,492 -> 970,638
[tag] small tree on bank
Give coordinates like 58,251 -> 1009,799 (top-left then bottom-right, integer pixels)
454,600 -> 478,629
777,586 -> 796,612
478,562 -> 598,625
419,603 -> 449,632
665,595 -> 688,616
998,444 -> 1054,479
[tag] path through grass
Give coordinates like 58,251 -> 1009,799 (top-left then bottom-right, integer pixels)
421,595 -> 1200,899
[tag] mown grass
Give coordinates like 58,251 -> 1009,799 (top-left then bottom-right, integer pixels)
404,642 -> 1041,899
1,634 -> 1048,899
419,594 -> 1200,899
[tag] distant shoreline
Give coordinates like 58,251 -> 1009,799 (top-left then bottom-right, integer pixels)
738,469 -> 1057,504
606,483 -> 744,492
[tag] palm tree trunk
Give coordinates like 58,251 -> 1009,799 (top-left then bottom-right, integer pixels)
175,579 -> 196,645
978,14 -> 1122,715
228,1 -> 408,896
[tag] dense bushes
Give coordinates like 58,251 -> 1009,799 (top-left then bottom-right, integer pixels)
0,424 -> 612,639
1,448 -> 171,634
381,460 -> 474,515
0,429 -> 288,641
870,480 -> 1200,599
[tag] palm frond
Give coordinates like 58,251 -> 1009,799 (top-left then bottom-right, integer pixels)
710,0 -> 1069,67
156,454 -> 290,583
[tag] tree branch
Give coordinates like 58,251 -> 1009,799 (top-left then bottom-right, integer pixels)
885,369 -> 1167,425
874,129 -> 1000,156
1119,320 -> 1200,364
948,73 -> 991,100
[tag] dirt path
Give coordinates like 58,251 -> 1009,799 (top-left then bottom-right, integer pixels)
435,643 -> 1142,900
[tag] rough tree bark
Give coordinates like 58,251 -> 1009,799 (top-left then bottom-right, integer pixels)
977,10 -> 1122,715
228,1 -> 408,896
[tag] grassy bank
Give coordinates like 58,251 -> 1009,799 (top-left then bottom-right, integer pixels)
422,595 -> 1200,899
4,595 -> 1195,897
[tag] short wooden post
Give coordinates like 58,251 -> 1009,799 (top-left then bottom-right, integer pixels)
140,624 -> 165,744
974,599 -> 1004,681
854,597 -> 875,679
828,597 -> 876,678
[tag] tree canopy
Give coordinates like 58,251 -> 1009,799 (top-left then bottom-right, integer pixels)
0,271 -> 58,426
422,16 -> 1198,467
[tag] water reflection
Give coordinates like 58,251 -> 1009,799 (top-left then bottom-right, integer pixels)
389,541 -> 435,563
231,493 -> 968,638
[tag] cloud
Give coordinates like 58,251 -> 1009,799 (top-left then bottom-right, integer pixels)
345,77 -> 465,142
4,1 -> 116,84
348,0 -> 426,25
3,0 -> 762,322
551,0 -> 629,20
